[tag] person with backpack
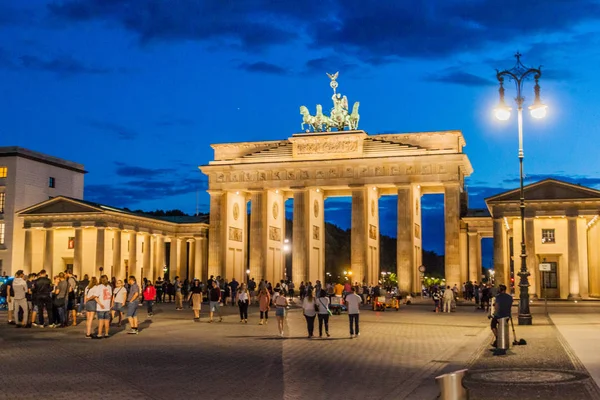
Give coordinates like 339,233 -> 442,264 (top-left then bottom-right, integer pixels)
317,289 -> 331,338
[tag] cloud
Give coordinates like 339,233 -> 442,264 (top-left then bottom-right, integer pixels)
18,54 -> 111,75
114,164 -> 176,179
87,120 -> 138,140
238,61 -> 288,75
304,57 -> 358,74
426,70 -> 494,87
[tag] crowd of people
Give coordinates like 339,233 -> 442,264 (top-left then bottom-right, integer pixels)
1,270 -> 368,339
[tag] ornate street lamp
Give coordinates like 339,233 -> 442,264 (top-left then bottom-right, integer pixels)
494,53 -> 547,325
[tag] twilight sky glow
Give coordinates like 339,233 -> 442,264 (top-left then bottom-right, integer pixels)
3,1 -> 600,263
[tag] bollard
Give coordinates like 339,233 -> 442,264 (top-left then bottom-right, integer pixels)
497,317 -> 510,350
435,369 -> 469,400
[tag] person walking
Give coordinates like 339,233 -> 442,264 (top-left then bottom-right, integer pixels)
443,287 -> 454,313
237,283 -> 250,323
208,281 -> 222,323
302,289 -> 317,338
92,275 -> 112,339
257,288 -> 270,325
274,290 -> 288,337
190,279 -> 203,321
126,276 -> 140,334
84,277 -> 98,338
316,289 -> 331,338
174,276 -> 183,310
345,287 -> 362,339
143,282 -> 156,317
111,280 -> 127,326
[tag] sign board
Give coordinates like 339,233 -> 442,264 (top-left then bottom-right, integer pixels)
418,265 -> 426,273
539,263 -> 552,272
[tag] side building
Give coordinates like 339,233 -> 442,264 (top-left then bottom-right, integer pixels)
0,146 -> 85,275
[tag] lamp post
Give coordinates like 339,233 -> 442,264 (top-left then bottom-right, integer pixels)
494,52 -> 547,326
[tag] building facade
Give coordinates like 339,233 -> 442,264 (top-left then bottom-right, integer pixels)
0,147 -> 85,275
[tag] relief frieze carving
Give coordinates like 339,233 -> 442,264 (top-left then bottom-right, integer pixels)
295,138 -> 358,155
269,226 -> 281,241
301,170 -> 310,179
316,170 -> 325,179
369,224 -> 377,240
345,167 -> 353,177
273,171 -> 282,180
312,225 -> 320,240
228,227 -> 243,242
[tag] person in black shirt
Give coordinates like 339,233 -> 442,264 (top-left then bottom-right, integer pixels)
490,284 -> 513,345
33,270 -> 54,327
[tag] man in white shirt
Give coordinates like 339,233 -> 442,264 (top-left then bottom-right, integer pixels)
345,287 -> 362,339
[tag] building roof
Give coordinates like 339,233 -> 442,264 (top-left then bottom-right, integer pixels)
463,208 -> 491,218
485,178 -> 600,203
0,146 -> 86,173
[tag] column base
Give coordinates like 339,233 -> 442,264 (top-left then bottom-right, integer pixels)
567,294 -> 582,301
518,314 -> 533,325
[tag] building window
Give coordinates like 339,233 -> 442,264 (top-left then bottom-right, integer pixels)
0,167 -> 6,178
68,237 -> 75,249
0,192 -> 4,214
49,177 -> 56,188
0,223 -> 5,245
542,229 -> 555,244
541,262 -> 558,289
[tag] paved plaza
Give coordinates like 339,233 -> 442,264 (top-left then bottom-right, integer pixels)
1,301 -> 600,400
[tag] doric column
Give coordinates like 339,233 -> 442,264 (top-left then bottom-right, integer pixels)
567,216 -> 581,299
43,226 -> 54,274
397,185 -> 413,293
444,184 -> 461,288
588,222 -> 600,297
155,235 -> 165,280
95,227 -> 105,277
23,227 -> 32,272
459,227 -> 468,286
113,229 -> 122,279
169,237 -> 178,280
129,232 -> 138,281
525,219 -> 536,297
249,191 -> 267,281
143,233 -> 151,281
73,226 -> 83,278
207,191 -> 224,278
493,219 -> 505,285
468,232 -> 479,283
292,189 -> 308,285
194,237 -> 203,280
351,186 -> 367,284
179,238 -> 188,279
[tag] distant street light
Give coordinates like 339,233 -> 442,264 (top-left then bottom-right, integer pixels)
494,53 -> 546,326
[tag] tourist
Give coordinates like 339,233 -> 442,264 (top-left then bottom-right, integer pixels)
317,289 -> 331,338
4,274 -> 14,325
33,270 -> 54,328
155,277 -> 163,303
93,275 -> 112,339
229,278 -> 239,306
65,269 -> 78,326
84,277 -> 98,338
443,286 -> 454,313
28,273 -> 37,327
432,288 -> 441,313
223,279 -> 230,306
490,284 -> 512,347
190,279 -> 203,321
162,279 -> 169,302
208,281 -> 222,323
77,274 -> 89,315
345,287 -> 362,339
274,290 -> 288,337
143,281 -> 156,317
287,280 -> 295,299
12,270 -> 28,328
302,288 -> 317,338
111,280 -> 127,326
248,278 -> 257,304
174,276 -> 183,310
257,287 -> 270,325
53,273 -> 68,327
126,276 -> 140,334
237,283 -> 250,323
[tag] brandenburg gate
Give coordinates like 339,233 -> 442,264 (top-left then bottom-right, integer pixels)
200,73 -> 473,293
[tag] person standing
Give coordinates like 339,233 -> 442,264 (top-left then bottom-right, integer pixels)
274,291 -> 288,337
237,283 -> 250,323
229,278 -> 239,306
84,277 -> 98,338
12,270 -> 28,328
302,289 -> 317,338
317,289 -> 331,338
345,287 -> 362,339
208,281 -> 222,323
190,279 -> 203,321
443,287 -> 454,313
155,277 -> 163,303
53,273 -> 69,327
4,274 -> 14,325
490,284 -> 513,347
65,269 -> 78,326
257,288 -> 270,325
33,270 -> 54,328
174,276 -> 183,310
143,282 -> 156,317
111,280 -> 127,326
126,276 -> 140,334
92,275 -> 112,339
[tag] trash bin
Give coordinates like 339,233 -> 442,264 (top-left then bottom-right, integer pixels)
497,317 -> 510,350
435,369 -> 469,400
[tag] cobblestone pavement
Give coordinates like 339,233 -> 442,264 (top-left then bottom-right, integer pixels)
0,301 -> 490,400
464,309 -> 600,400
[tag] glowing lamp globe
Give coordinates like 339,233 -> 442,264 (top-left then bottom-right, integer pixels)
529,103 -> 548,119
494,105 -> 511,121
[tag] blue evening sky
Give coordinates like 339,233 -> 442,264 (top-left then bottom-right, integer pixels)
2,1 -> 600,264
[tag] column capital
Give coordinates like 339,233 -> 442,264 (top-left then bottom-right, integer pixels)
43,222 -> 53,229
289,186 -> 306,192
395,183 -> 412,190
467,231 -> 479,237
348,183 -> 365,189
207,190 -> 224,196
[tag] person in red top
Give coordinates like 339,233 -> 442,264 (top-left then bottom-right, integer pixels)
143,282 -> 156,318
